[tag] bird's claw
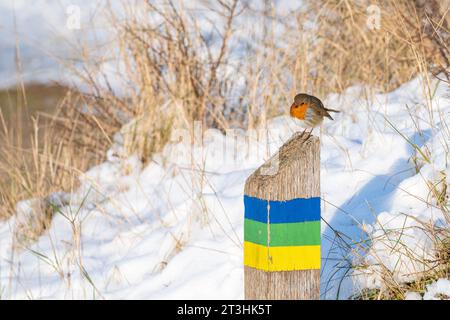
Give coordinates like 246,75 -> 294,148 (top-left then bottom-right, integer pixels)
305,129 -> 313,141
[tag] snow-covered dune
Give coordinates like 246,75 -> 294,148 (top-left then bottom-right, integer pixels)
0,75 -> 448,299
0,0 -> 110,88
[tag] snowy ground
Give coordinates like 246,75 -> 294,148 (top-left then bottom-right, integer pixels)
0,75 -> 448,299
0,0 -> 113,88
1,0 -> 447,301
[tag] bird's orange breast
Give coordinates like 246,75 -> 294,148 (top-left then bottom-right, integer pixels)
290,103 -> 309,120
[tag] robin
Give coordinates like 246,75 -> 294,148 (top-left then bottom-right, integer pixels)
290,93 -> 340,137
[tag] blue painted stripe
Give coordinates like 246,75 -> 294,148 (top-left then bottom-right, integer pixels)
244,195 -> 320,224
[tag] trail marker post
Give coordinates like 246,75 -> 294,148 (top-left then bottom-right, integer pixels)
244,132 -> 321,299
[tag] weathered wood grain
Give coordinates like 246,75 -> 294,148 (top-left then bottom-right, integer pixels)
244,132 -> 320,300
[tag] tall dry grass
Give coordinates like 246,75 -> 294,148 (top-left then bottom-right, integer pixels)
2,0 -> 448,246
353,223 -> 449,300
0,87 -> 103,241
56,0 -> 449,161
0,0 -> 448,297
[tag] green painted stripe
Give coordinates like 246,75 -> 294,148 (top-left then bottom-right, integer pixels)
244,219 -> 320,247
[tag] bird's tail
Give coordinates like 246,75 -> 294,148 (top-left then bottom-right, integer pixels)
325,107 -> 340,113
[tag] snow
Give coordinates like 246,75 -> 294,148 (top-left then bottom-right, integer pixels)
0,75 -> 448,299
423,279 -> 450,300
1,0 -> 447,300
0,0 -> 115,88
0,1 -> 304,89
404,292 -> 422,300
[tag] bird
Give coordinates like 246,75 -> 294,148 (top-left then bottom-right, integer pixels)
289,93 -> 340,138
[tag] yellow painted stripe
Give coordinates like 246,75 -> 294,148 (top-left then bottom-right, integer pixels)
244,241 -> 320,272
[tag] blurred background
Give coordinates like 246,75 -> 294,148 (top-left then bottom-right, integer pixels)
0,0 -> 448,300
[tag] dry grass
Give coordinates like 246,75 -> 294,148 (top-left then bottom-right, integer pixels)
58,0 -> 245,163
0,0 -> 448,297
348,82 -> 449,299
304,0 -> 450,93
56,0 -> 450,161
0,86 -> 103,241
353,223 -> 449,300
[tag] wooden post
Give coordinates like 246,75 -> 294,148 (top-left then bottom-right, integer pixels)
244,132 -> 320,300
